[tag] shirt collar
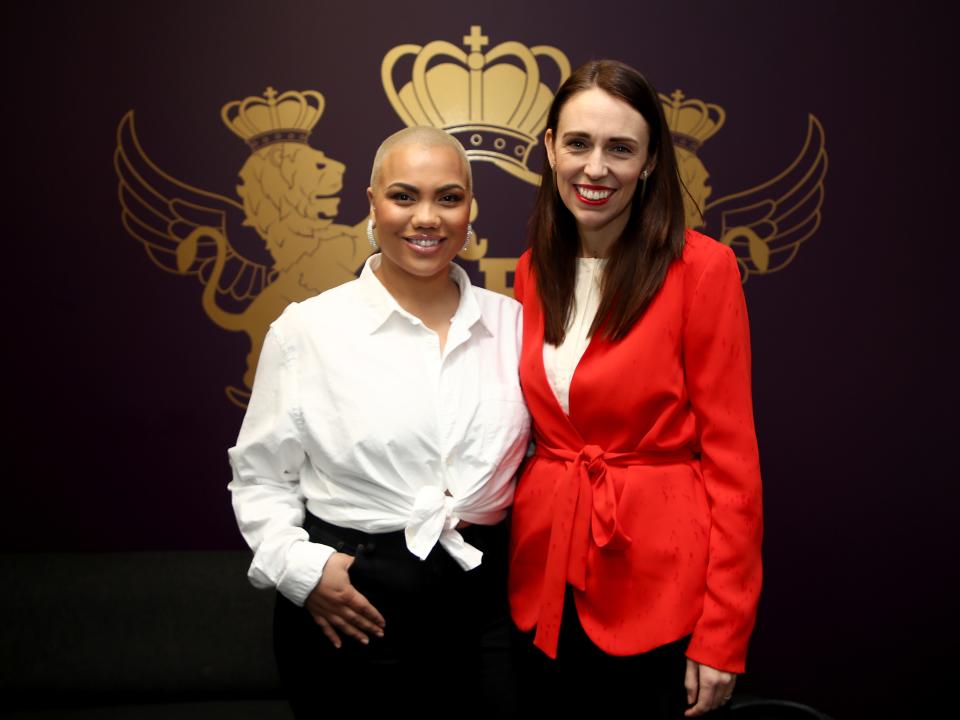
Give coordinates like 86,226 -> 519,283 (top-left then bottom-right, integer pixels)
356,254 -> 492,336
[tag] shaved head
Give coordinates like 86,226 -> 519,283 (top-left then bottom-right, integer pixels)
370,126 -> 472,191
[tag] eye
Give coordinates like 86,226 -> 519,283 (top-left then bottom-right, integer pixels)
389,191 -> 414,202
439,192 -> 465,204
566,139 -> 587,150
611,144 -> 633,154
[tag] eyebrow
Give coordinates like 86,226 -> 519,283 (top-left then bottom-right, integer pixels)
561,131 -> 639,145
386,182 -> 466,194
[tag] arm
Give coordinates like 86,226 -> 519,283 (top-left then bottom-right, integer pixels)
682,245 -> 764,676
228,325 -> 331,603
228,322 -> 384,645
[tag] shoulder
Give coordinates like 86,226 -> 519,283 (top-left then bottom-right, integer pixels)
516,249 -> 533,277
472,284 -> 522,325
449,260 -> 522,327
512,250 -> 534,303
678,229 -> 741,286
681,229 -> 735,268
269,277 -> 362,340
675,230 -> 746,328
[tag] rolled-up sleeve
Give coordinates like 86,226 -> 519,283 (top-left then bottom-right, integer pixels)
227,322 -> 334,606
683,246 -> 764,673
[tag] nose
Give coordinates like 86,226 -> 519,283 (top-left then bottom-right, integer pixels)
412,201 -> 440,228
584,148 -> 607,179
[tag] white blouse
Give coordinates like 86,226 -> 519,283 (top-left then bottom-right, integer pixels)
228,255 -> 531,606
543,257 -> 606,415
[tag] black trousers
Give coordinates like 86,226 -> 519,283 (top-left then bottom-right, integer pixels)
516,587 -> 702,719
274,513 -> 516,718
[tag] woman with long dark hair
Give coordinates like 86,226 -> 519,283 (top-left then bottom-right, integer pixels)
509,60 -> 763,717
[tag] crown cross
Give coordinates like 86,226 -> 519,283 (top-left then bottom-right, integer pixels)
261,87 -> 282,130
463,26 -> 489,53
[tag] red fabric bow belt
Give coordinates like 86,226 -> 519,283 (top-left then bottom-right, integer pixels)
532,443 -> 693,658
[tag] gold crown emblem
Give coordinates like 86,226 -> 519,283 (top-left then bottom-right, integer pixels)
221,87 -> 326,151
382,26 -> 570,185
660,90 -> 725,153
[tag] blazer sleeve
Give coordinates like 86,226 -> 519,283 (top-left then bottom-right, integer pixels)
682,246 -> 764,673
227,318 -> 335,605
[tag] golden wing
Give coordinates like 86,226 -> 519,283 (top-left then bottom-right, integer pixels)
114,111 -> 274,305
704,114 -> 827,281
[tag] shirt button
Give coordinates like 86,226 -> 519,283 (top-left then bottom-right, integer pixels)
445,456 -> 453,466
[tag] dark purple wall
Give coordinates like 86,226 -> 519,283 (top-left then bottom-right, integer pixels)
5,1 -> 955,716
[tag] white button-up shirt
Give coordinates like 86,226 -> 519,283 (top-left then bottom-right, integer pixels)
228,255 -> 530,606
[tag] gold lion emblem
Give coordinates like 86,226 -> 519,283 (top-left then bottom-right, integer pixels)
114,88 -> 368,406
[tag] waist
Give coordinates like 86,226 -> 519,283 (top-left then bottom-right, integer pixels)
303,511 -> 507,558
533,443 -> 695,466
300,471 -> 512,528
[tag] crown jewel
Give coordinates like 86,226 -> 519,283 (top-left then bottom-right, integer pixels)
660,90 -> 725,153
221,87 -> 325,151
382,26 -> 570,185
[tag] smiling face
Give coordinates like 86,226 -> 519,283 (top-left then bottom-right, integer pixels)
545,86 -> 653,254
367,142 -> 471,284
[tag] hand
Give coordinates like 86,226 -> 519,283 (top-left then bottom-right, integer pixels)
684,659 -> 736,716
304,552 -> 385,648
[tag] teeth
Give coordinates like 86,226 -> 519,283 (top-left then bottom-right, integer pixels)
578,187 -> 613,200
408,237 -> 440,247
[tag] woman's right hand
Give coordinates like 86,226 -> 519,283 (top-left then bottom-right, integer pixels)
304,552 -> 386,648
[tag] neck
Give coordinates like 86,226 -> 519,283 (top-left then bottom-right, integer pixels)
577,212 -> 630,258
373,256 -> 459,315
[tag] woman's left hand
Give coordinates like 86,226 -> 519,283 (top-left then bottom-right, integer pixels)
684,659 -> 736,716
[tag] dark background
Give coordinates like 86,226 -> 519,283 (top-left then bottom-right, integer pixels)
4,1 -> 955,716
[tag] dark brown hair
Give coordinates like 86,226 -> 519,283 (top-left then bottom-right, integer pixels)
530,59 -> 686,343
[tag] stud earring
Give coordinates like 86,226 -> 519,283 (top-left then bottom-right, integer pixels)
367,218 -> 377,250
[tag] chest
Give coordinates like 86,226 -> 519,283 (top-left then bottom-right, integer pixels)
296,320 -> 525,466
520,271 -> 689,434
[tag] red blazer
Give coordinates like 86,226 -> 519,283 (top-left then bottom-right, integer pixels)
508,230 -> 763,673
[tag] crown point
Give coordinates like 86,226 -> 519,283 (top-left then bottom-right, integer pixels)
660,89 -> 725,153
222,87 -> 325,151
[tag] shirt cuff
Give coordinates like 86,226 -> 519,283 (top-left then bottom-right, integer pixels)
276,540 -> 336,606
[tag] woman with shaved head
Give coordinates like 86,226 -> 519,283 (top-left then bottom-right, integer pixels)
229,126 -> 530,717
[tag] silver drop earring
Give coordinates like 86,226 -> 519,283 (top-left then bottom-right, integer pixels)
367,218 -> 377,250
463,224 -> 474,252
